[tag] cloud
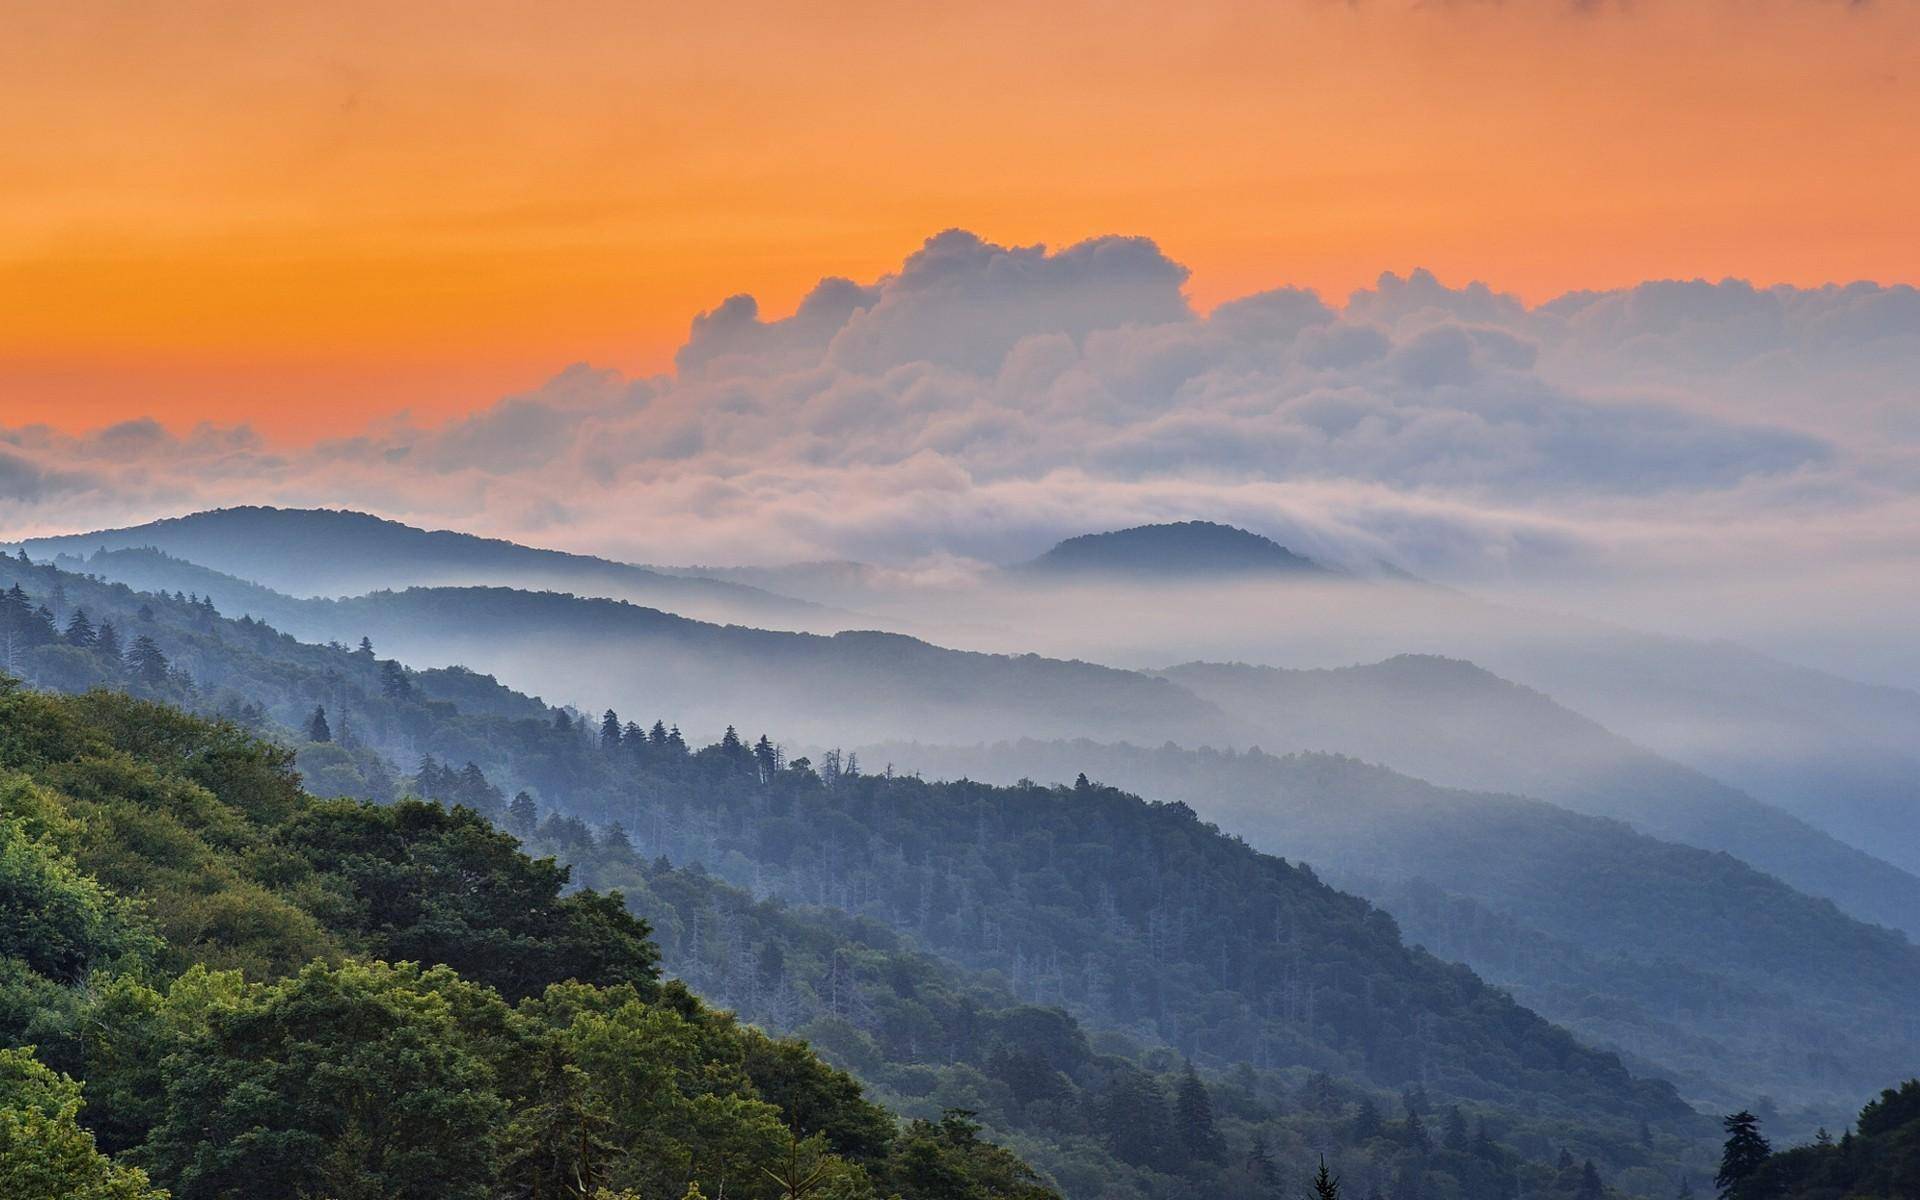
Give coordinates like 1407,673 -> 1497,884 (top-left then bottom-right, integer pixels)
1,230 -> 1912,617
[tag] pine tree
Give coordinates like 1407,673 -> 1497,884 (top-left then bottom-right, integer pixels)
721,725 -> 744,757
94,621 -> 121,662
1403,1109 -> 1430,1152
600,709 -> 622,750
1312,1157 -> 1342,1200
1174,1061 -> 1223,1162
506,791 -> 539,837
63,608 -> 96,647
379,658 -> 411,699
356,636 -> 375,658
1715,1111 -> 1770,1198
306,705 -> 332,743
126,635 -> 168,684
1351,1097 -> 1384,1141
1245,1134 -> 1279,1189
1576,1159 -> 1605,1200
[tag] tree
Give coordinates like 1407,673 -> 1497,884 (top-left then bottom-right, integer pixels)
1312,1156 -> 1342,1200
1174,1061 -> 1223,1162
0,1047 -> 166,1200
601,709 -> 623,750
94,622 -> 122,662
356,636 -> 375,658
380,658 -> 411,699
63,608 -> 96,648
306,705 -> 332,743
1245,1134 -> 1279,1190
508,791 -> 539,837
1576,1159 -> 1605,1200
125,635 -> 168,684
1351,1096 -> 1384,1141
140,960 -> 507,1200
1715,1111 -> 1770,1198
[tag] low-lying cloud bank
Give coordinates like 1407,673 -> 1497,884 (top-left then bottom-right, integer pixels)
4,229 -> 1917,668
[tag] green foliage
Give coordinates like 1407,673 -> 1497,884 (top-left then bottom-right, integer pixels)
0,1047 -> 167,1200
1733,1084 -> 1920,1199
0,683 -> 1059,1200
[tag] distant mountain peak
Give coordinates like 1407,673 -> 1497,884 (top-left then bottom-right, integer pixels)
1018,520 -> 1327,577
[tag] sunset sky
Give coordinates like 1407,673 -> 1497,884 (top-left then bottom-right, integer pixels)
5,0 -> 1917,441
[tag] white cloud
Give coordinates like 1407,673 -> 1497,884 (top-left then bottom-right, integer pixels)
3,231 -> 1914,628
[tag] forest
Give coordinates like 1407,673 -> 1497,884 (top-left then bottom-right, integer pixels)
4,549 -> 1915,1198
0,681 -> 1054,1199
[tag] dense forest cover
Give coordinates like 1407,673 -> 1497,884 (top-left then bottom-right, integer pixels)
0,552 -> 1737,1198
0,681 -> 1057,1199
863,737 -> 1920,1120
1154,658 -> 1920,939
1711,1084 -> 1920,1200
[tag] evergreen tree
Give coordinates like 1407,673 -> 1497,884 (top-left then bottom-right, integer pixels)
1245,1134 -> 1279,1190
1403,1110 -> 1430,1153
1715,1111 -> 1770,1198
94,621 -> 122,662
126,635 -> 168,684
356,636 -> 375,658
1174,1061 -> 1223,1162
1576,1159 -> 1605,1200
379,658 -> 411,699
506,791 -> 539,837
1102,1068 -> 1171,1170
600,709 -> 622,750
306,705 -> 332,743
63,608 -> 96,647
650,720 -> 669,748
1442,1105 -> 1469,1152
1351,1097 -> 1384,1141
603,822 -> 633,855
1312,1157 -> 1342,1200
721,724 -> 744,757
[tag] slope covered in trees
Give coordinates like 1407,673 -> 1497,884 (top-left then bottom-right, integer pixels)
1156,657 -> 1920,937
13,505 -> 837,630
1713,1082 -> 1920,1200
1014,521 -> 1329,579
857,736 -> 1920,1119
0,552 -> 1724,1197
0,682 -> 1055,1200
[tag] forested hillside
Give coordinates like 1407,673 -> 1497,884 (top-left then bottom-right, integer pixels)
12,546 -> 1226,747
0,682 -> 1053,1200
0,551 -> 1725,1197
1717,1082 -> 1920,1199
858,737 -> 1920,1119
16,505 -> 835,630
1157,657 -> 1920,937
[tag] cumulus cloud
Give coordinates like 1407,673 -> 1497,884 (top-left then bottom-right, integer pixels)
3,230 -> 1915,630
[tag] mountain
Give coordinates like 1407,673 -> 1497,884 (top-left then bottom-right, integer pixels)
12,505 -> 846,631
0,548 -> 1719,1198
0,683 -> 1054,1200
18,551 -> 1233,748
1155,656 -> 1920,938
1016,520 -> 1329,578
43,538 -> 1919,944
854,735 -> 1920,1117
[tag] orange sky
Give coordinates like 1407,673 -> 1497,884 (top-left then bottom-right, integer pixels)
3,0 -> 1916,441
